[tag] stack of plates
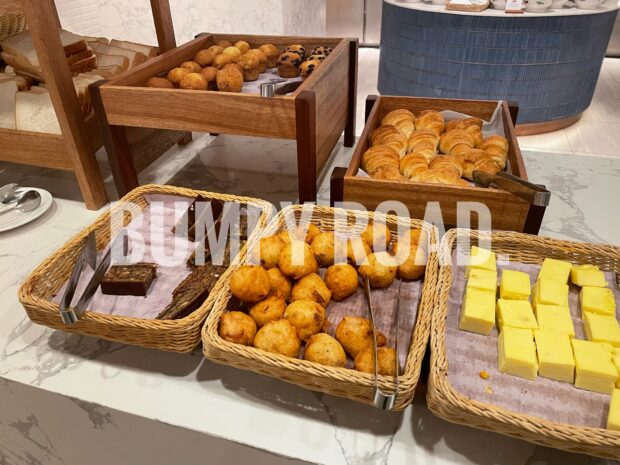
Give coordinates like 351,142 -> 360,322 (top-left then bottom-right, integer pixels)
0,188 -> 53,233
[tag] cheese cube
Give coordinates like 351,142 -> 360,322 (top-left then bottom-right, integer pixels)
571,264 -> 608,288
459,288 -> 496,335
571,339 -> 618,395
608,389 -> 620,431
613,353 -> 620,389
538,257 -> 572,283
498,327 -> 538,380
532,278 -> 569,309
467,268 -> 497,293
496,299 -> 538,331
580,286 -> 616,317
534,330 -> 575,383
534,304 -> 575,338
584,312 -> 620,347
499,270 -> 531,300
466,246 -> 496,277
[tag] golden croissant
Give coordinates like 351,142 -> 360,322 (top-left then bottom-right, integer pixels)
371,125 -> 408,157
479,135 -> 509,169
417,167 -> 462,185
459,149 -> 501,180
445,117 -> 483,132
362,145 -> 400,176
399,153 -> 428,181
382,109 -> 415,138
429,154 -> 463,177
415,110 -> 445,136
439,129 -> 475,156
373,165 -> 404,180
407,129 -> 439,157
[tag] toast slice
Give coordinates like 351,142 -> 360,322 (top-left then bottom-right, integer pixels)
90,65 -> 122,79
16,86 -> 62,134
0,29 -> 87,68
66,48 -> 94,66
0,79 -> 18,129
95,53 -> 129,71
110,39 -> 157,59
90,42 -> 147,68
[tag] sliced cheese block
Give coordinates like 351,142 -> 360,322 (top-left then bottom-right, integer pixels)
0,79 -> 18,129
90,42 -> 147,68
95,53 -> 129,71
110,39 -> 157,59
16,87 -> 61,134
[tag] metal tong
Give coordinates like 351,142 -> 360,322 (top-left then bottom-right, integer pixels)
260,79 -> 303,97
472,170 -> 550,207
362,275 -> 400,410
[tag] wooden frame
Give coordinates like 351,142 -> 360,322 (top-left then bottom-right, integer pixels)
95,33 -> 358,203
0,0 -> 178,210
330,95 -> 547,234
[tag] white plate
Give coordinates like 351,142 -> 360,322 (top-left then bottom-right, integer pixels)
0,188 -> 53,233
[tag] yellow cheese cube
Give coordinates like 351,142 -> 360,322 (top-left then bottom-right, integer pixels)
571,339 -> 618,395
498,327 -> 538,380
534,330 -> 575,383
571,264 -> 608,288
466,246 -> 496,277
534,304 -> 575,338
538,257 -> 572,283
580,286 -> 616,317
467,269 -> 497,293
532,278 -> 569,309
584,312 -> 620,347
499,270 -> 531,300
459,288 -> 496,335
613,354 -> 620,389
608,389 -> 620,431
496,299 -> 538,331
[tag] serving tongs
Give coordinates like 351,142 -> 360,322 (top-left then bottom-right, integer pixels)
362,276 -> 400,410
472,170 -> 550,207
59,232 -> 127,324
260,79 -> 303,97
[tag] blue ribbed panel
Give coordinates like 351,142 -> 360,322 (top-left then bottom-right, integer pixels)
378,3 -> 618,123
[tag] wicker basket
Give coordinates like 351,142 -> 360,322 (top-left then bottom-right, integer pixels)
428,228 -> 620,458
0,13 -> 26,42
202,204 -> 439,409
18,184 -> 274,353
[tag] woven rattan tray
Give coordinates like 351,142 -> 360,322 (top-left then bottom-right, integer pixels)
428,228 -> 620,458
18,184 -> 273,353
202,204 -> 439,409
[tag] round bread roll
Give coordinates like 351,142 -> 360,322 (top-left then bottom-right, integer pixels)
216,67 -> 243,92
166,67 -> 190,85
360,221 -> 391,252
324,263 -> 358,301
285,44 -> 306,59
278,240 -> 318,280
267,267 -> 292,301
291,273 -> 332,307
246,49 -> 268,73
146,76 -> 174,88
283,300 -> 326,341
179,72 -> 208,90
208,45 -> 224,55
199,66 -> 218,89
212,53 -> 233,69
252,235 -> 285,269
219,311 -> 257,346
277,52 -> 303,78
194,49 -> 216,67
223,62 -> 244,75
258,44 -> 280,68
310,232 -> 336,266
400,228 -> 429,252
335,316 -> 387,358
218,40 -> 233,48
234,40 -> 251,53
235,53 -> 260,81
284,223 -> 321,244
346,237 -> 372,266
253,319 -> 300,357
392,242 -> 426,281
180,60 -> 202,73
354,346 -> 397,375
359,252 -> 398,288
222,46 -> 242,59
304,333 -> 346,368
248,295 -> 287,328
230,265 -> 270,303
299,60 -> 320,79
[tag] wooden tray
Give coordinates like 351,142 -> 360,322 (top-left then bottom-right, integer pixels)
93,33 -> 358,203
330,95 -> 546,234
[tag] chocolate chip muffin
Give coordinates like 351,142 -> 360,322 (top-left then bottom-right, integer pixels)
285,44 -> 306,60
299,59 -> 320,79
277,52 -> 303,78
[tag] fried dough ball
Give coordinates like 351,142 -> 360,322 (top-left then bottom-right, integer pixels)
283,300 -> 326,341
278,240 -> 318,279
167,67 -> 189,85
146,77 -> 174,88
252,235 -> 285,269
354,346 -> 397,375
199,66 -> 218,89
254,320 -> 301,357
234,40 -> 251,53
401,228 -> 429,251
304,333 -> 346,368
222,46 -> 242,59
280,224 -> 321,244
310,232 -> 335,266
277,230 -> 292,245
267,267 -> 292,301
392,242 -> 427,281
194,49 -> 216,66
230,265 -> 270,303
180,60 -> 202,73
179,72 -> 208,90
216,67 -> 243,92
248,295 -> 287,327
207,45 -> 224,55
291,273 -> 332,307
324,264 -> 358,301
335,316 -> 386,358
219,311 -> 257,345
218,40 -> 233,48
360,222 -> 391,251
247,48 -> 268,73
212,53 -> 233,69
347,237 -> 372,266
359,252 -> 397,288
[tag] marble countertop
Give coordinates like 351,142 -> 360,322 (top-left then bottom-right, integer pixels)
0,134 -> 619,464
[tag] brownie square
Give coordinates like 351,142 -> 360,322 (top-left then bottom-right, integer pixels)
100,263 -> 157,296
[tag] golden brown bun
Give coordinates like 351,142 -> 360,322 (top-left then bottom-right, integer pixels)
249,295 -> 286,328
276,52 -> 302,78
359,252 -> 397,288
218,40 -> 233,48
285,44 -> 306,59
207,45 -> 224,55
180,61 -> 202,73
324,263 -> 358,301
216,67 -> 243,92
236,53 -> 260,81
230,265 -> 270,303
291,273 -> 331,307
278,240 -> 318,279
222,46 -> 242,59
283,300 -> 326,341
253,319 -> 300,357
267,267 -> 292,301
166,67 -> 189,85
199,66 -> 218,89
303,333 -> 346,367
146,76 -> 174,88
400,153 -> 428,181
212,53 -> 233,69
393,240 -> 427,281
361,222 -> 391,251
259,44 -> 280,68
223,62 -> 244,75
252,235 -> 285,269
361,145 -> 400,177
371,125 -> 407,157
193,49 -> 216,67
234,40 -> 251,53
299,59 -> 320,79
479,135 -> 509,169
336,316 -> 386,358
354,346 -> 397,375
179,72 -> 208,90
246,48 -> 267,73
407,128 -> 439,159
382,109 -> 415,138
219,311 -> 256,345
415,110 -> 445,135
439,129 -> 475,156
310,232 -> 337,266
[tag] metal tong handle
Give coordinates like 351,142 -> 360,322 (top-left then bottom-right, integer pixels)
260,79 -> 302,97
473,170 -> 551,207
363,276 -> 400,410
59,232 -> 97,324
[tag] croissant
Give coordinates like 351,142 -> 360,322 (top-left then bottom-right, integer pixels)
459,149 -> 501,180
417,167 -> 461,185
415,110 -> 445,136
371,125 -> 408,157
407,129 -> 439,156
429,154 -> 463,177
362,145 -> 400,176
439,129 -> 475,156
399,153 -> 429,181
373,165 -> 405,180
382,109 -> 415,138
479,135 -> 509,169
465,126 -> 483,148
445,117 -> 483,132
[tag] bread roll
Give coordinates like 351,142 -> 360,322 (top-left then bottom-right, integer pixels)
222,46 -> 242,59
370,125 -> 407,157
207,45 -> 224,55
415,110 -> 445,135
212,53 -> 233,69
216,67 -> 243,93
166,67 -> 189,85
180,61 -> 202,73
234,40 -> 250,53
194,49 -> 216,67
179,72 -> 208,90
236,53 -> 260,81
218,40 -> 233,48
146,76 -> 174,88
199,66 -> 218,89
246,48 -> 267,73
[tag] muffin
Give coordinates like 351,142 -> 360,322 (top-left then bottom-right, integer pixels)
246,49 -> 268,73
236,53 -> 260,81
259,44 -> 280,68
217,40 -> 233,48
277,52 -> 303,78
146,76 -> 174,88
299,59 -> 320,79
180,61 -> 202,73
312,46 -> 332,56
199,66 -> 218,90
194,49 -> 216,67
285,44 -> 306,59
223,62 -> 244,76
216,66 -> 243,92
212,53 -> 233,69
306,54 -> 326,62
179,72 -> 208,90
207,45 -> 224,55
166,67 -> 189,85
234,40 -> 251,53
222,46 -> 242,59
